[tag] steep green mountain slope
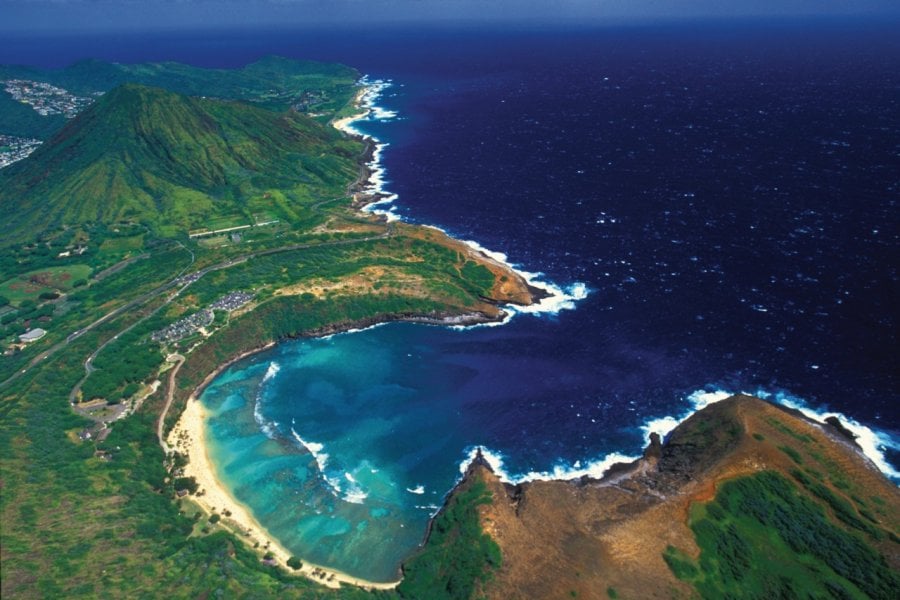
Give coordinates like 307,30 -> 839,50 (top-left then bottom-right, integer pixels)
0,56 -> 359,139
0,83 -> 363,243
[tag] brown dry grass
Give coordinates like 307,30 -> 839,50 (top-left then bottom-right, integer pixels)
473,395 -> 899,600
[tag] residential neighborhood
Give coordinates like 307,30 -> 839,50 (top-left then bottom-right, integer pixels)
3,78 -> 97,118
0,134 -> 42,168
209,291 -> 254,312
151,309 -> 214,343
151,291 -> 254,343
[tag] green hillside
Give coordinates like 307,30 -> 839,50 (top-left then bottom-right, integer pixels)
0,83 -> 364,243
0,56 -> 360,139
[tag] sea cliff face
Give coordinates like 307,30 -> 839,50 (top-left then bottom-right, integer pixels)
449,395 -> 899,599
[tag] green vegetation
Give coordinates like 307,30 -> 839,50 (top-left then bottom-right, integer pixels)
766,416 -> 815,444
0,56 -> 359,140
790,470 -> 884,540
778,444 -> 803,464
663,545 -> 700,580
1,56 -> 516,599
397,480 -> 502,600
0,264 -> 92,306
663,471 -> 899,599
0,83 -> 364,244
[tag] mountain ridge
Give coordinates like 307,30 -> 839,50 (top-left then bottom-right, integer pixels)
459,395 -> 899,599
0,82 -> 363,243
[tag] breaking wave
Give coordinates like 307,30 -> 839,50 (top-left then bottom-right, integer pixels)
460,387 -> 899,487
252,361 -> 282,439
290,425 -> 369,504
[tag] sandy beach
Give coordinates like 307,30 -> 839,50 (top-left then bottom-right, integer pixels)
167,398 -> 400,591
160,82 -> 535,593
331,86 -> 370,135
332,110 -> 369,135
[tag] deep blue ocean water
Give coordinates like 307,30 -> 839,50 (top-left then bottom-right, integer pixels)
6,21 -> 898,581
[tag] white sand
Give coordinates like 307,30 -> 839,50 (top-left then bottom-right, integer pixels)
167,398 -> 399,590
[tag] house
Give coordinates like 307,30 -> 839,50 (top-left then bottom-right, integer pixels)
18,328 -> 47,343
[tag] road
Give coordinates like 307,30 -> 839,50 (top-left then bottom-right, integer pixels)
61,225 -> 394,407
157,353 -> 184,454
2,223 -> 392,391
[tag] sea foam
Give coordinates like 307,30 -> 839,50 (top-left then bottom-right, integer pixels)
252,361 -> 282,439
458,445 -> 640,486
639,387 -> 899,482
338,78 -> 588,315
290,426 -> 371,504
458,237 -> 590,317
262,361 -> 281,382
639,389 -> 732,444
336,77 -> 402,223
290,426 -> 329,473
759,389 -> 900,480
459,387 -> 899,488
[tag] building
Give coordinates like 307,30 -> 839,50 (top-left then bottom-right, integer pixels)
19,328 -> 47,343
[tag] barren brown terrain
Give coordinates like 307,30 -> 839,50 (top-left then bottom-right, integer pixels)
467,395 -> 899,599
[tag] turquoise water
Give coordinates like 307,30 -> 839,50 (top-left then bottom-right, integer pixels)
197,25 -> 900,583
201,324 -> 496,582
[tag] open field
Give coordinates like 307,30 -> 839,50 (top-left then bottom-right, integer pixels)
0,264 -> 92,305
99,234 -> 144,255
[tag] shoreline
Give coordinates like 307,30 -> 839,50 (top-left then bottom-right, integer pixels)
168,395 -> 400,590
163,77 -> 900,591
334,81 -> 575,312
163,78 -> 591,589
166,311 -> 506,588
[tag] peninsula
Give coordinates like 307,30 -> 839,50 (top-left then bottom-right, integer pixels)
0,57 -> 541,598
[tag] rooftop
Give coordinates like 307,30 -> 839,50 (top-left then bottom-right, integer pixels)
19,328 -> 47,342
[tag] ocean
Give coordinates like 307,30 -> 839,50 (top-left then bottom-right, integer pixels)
6,21 -> 898,582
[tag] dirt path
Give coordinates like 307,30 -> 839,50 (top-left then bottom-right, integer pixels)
157,353 -> 184,454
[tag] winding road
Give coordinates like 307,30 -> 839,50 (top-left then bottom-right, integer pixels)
1,222 -> 393,393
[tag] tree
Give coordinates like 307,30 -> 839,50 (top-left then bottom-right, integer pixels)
174,477 -> 198,494
287,556 -> 303,570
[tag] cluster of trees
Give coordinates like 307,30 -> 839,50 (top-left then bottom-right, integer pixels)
397,480 -> 501,600
1,298 -> 55,339
664,470 -> 898,599
790,469 -> 884,540
80,314 -> 168,402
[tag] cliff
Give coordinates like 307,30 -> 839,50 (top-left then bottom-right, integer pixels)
460,395 -> 899,599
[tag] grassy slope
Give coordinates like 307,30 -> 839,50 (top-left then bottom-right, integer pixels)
0,83 -> 363,243
0,59 -> 517,599
468,396 -> 898,600
666,470 -> 898,599
398,479 -> 502,600
660,401 -> 900,600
